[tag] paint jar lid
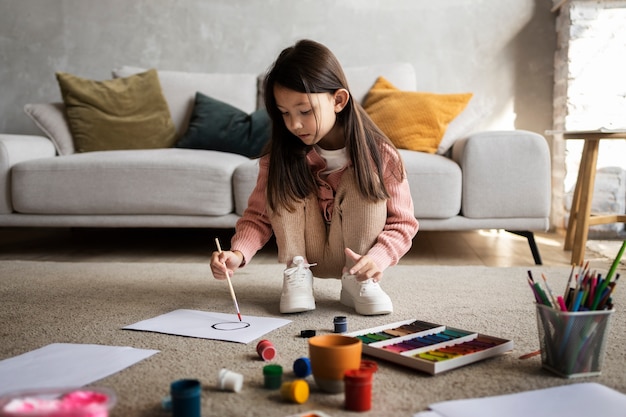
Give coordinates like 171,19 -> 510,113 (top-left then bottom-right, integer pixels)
217,368 -> 243,393
333,316 -> 348,333
344,369 -> 373,384
256,339 -> 276,361
170,379 -> 201,398
280,380 -> 309,404
359,360 -> 378,374
263,364 -> 283,376
293,357 -> 312,378
300,329 -> 316,338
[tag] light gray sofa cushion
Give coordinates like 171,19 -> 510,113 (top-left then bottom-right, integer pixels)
399,149 -> 462,218
12,148 -> 249,215
231,150 -> 463,220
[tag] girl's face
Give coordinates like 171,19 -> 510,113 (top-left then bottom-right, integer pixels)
273,84 -> 348,150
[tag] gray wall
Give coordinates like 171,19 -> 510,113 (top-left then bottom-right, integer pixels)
0,0 -> 556,137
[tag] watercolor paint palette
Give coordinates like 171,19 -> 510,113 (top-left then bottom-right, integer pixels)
345,319 -> 514,375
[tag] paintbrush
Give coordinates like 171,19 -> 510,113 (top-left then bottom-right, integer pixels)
215,237 -> 242,321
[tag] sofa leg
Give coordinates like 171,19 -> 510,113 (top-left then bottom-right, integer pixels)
506,230 -> 543,265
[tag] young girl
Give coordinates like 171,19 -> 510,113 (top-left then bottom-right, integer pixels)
210,39 -> 418,315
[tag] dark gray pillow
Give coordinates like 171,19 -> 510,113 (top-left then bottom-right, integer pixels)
176,92 -> 271,158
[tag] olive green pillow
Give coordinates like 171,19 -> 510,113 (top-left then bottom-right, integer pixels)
175,92 -> 271,158
56,69 -> 176,153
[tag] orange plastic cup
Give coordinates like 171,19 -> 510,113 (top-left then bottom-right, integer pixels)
308,334 -> 362,393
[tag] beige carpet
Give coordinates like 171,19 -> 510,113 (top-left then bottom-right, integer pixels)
1,261 -> 625,417
587,239 -> 626,262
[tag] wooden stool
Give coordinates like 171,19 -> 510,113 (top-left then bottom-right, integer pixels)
561,130 -> 626,265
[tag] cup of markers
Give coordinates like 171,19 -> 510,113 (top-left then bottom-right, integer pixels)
527,240 -> 624,378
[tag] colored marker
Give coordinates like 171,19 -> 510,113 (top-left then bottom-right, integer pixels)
533,281 -> 552,307
527,277 -> 541,303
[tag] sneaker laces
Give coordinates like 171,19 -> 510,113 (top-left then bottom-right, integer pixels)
358,279 -> 380,296
284,258 -> 316,289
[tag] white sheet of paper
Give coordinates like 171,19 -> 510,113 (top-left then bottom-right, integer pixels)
0,343 -> 159,396
413,383 -> 626,417
123,309 -> 291,344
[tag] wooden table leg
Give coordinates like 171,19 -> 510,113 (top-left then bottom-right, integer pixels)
569,139 -> 600,265
564,151 -> 584,251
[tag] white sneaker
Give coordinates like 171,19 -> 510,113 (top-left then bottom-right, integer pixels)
340,273 -> 393,315
280,256 -> 316,313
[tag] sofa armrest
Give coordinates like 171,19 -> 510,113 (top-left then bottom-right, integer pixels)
0,134 -> 56,213
451,130 -> 551,221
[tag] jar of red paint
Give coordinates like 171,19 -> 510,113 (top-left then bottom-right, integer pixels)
344,369 -> 373,412
256,339 -> 276,361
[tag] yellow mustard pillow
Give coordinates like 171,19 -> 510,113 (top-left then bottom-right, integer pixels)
363,76 -> 472,153
56,69 -> 176,153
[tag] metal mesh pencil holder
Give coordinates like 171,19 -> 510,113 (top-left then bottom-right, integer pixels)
535,303 -> 614,378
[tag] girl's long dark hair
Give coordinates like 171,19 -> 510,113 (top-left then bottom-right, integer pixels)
262,39 -> 404,211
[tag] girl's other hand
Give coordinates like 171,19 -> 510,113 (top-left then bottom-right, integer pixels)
210,250 -> 244,280
344,247 -> 383,282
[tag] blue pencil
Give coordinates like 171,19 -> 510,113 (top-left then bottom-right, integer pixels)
572,290 -> 584,312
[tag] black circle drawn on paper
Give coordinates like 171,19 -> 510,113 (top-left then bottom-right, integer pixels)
212,321 -> 251,331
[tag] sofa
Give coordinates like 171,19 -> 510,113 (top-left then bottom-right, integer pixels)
0,63 -> 551,263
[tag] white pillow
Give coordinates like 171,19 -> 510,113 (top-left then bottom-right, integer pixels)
437,95 -> 489,155
23,102 -> 75,155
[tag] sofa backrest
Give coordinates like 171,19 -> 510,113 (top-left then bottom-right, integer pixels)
255,62 -> 417,109
113,66 -> 258,136
344,63 -> 417,104
24,63 -> 418,156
